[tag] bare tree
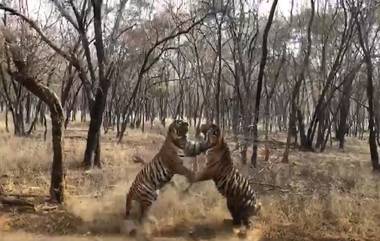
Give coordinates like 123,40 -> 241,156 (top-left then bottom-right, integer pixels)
250,0 -> 278,167
352,0 -> 380,171
282,0 -> 315,163
1,29 -> 65,203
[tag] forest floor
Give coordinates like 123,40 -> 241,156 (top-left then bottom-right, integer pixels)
1,118 -> 380,241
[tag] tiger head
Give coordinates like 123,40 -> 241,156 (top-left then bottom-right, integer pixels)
205,124 -> 223,147
168,119 -> 189,149
195,122 -> 212,140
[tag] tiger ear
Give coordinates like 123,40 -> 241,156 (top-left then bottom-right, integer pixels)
168,121 -> 175,133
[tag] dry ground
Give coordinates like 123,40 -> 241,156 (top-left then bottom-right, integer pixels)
1,118 -> 380,241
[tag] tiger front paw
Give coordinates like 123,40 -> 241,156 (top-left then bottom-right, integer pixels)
254,202 -> 262,215
182,184 -> 192,194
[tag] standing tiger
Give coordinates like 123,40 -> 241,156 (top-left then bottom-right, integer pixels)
188,124 -> 260,228
125,120 -> 209,222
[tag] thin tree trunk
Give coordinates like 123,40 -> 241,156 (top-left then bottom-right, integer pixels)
25,92 -> 31,124
5,106 -> 9,132
216,20 -> 222,126
337,64 -> 359,148
26,99 -> 42,135
355,10 -> 380,171
83,0 -> 111,168
283,0 -> 315,162
250,0 -> 278,167
50,111 -> 64,203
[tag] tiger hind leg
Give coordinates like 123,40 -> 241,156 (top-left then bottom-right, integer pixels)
242,205 -> 257,229
138,200 -> 154,224
227,200 -> 241,227
242,216 -> 253,229
241,201 -> 261,229
125,192 -> 133,218
230,211 -> 245,236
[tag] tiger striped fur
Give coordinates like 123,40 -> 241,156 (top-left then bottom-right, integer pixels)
125,120 -> 209,222
190,124 -> 260,228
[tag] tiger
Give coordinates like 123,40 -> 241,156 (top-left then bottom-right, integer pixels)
187,124 -> 260,228
125,119 -> 209,222
195,122 -> 212,139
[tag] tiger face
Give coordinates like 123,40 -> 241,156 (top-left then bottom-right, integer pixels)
196,123 -> 212,140
205,124 -> 221,147
168,120 -> 189,148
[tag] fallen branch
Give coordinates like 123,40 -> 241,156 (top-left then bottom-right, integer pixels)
37,205 -> 58,212
0,196 -> 35,207
248,181 -> 281,188
4,193 -> 48,198
248,181 -> 290,193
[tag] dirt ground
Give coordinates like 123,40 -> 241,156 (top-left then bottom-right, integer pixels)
1,119 -> 380,241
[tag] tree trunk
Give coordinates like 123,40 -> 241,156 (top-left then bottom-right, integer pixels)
283,0 -> 315,161
365,62 -> 379,170
26,99 -> 42,135
336,65 -> 357,149
250,0 -> 278,167
81,93 -> 87,122
25,92 -> 31,124
355,8 -> 380,171
4,34 -> 65,202
215,20 -> 222,126
5,106 -> 9,132
49,108 -> 65,203
83,0 -> 111,168
315,105 -> 327,150
83,93 -> 108,168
